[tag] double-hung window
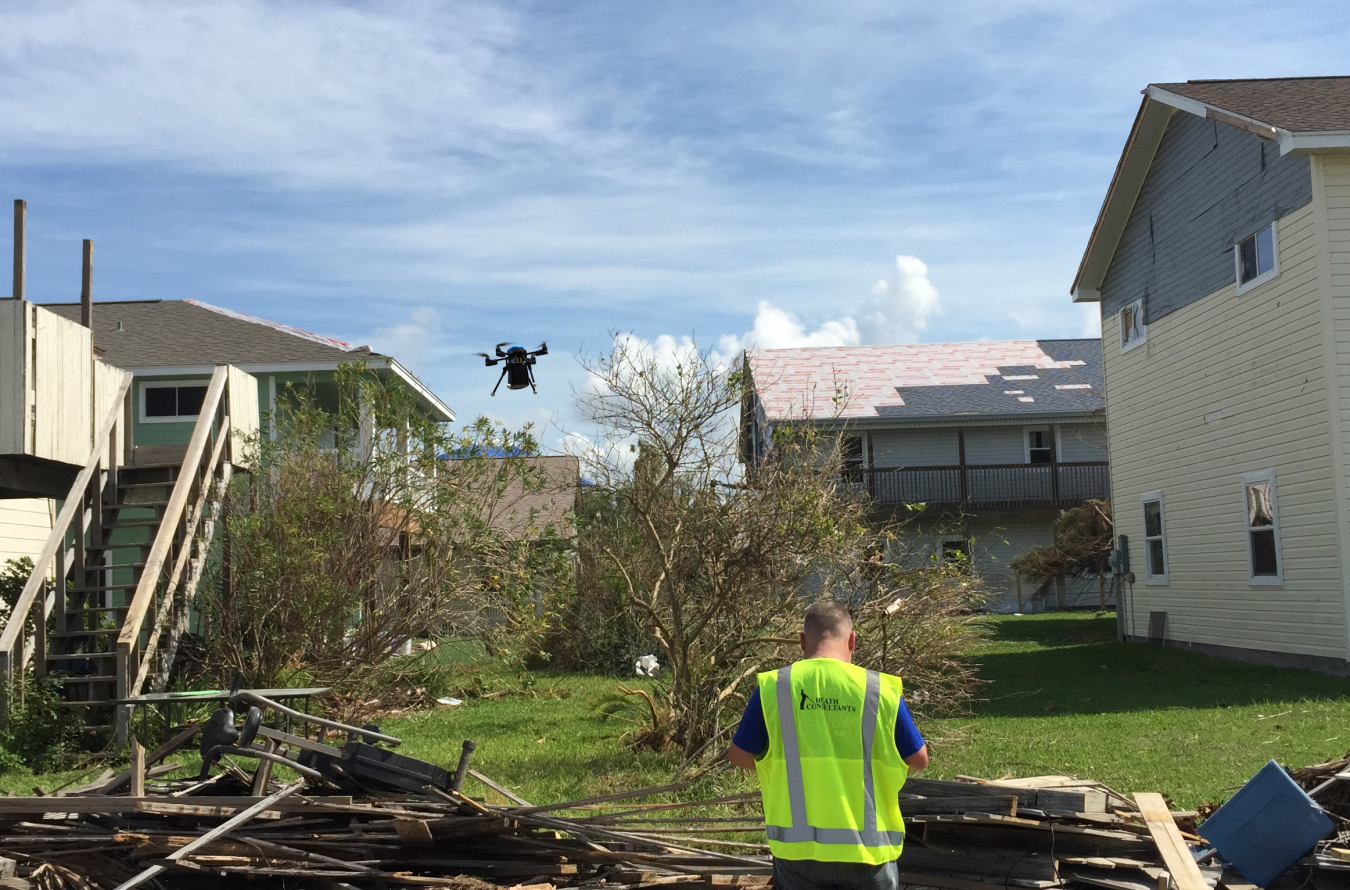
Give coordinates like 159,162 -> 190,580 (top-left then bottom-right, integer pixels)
1243,470 -> 1283,584
140,381 -> 209,423
1121,300 -> 1146,352
1026,429 -> 1054,465
1235,222 -> 1279,294
1141,491 -> 1168,584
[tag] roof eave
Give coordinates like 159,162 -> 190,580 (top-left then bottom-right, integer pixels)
1071,95 -> 1177,300
383,357 -> 455,423
766,409 -> 1105,427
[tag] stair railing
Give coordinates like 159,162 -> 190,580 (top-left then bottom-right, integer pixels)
115,366 -> 233,740
0,377 -> 132,715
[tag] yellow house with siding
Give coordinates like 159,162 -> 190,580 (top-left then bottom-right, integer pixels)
1074,76 -> 1350,673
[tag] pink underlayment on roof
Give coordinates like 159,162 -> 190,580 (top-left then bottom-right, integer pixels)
745,341 -> 1088,419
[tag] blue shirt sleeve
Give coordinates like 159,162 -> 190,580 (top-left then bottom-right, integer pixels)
734,687 -> 924,759
732,687 -> 769,756
895,697 -> 925,758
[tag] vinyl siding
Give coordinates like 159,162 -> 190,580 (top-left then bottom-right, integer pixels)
1103,200 -> 1346,658
1100,112 -> 1312,324
1058,423 -> 1108,462
963,427 -> 1025,464
870,428 -> 959,468
0,498 -> 54,565
909,514 -> 1057,610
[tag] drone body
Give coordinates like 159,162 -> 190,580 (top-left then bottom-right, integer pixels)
476,341 -> 548,395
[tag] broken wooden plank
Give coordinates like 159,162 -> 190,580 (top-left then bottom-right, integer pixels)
113,779 -> 305,890
130,742 -> 146,799
1133,793 -> 1208,890
97,725 -> 200,794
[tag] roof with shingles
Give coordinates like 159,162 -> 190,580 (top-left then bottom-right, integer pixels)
747,339 -> 1103,421
1154,77 -> 1350,132
42,299 -> 369,368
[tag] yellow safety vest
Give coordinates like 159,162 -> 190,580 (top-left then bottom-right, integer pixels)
754,658 -> 908,864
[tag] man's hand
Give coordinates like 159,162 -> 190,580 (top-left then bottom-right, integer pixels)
903,744 -> 929,772
728,742 -> 757,770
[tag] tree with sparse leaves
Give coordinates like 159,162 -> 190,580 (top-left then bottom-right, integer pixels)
572,337 -> 985,761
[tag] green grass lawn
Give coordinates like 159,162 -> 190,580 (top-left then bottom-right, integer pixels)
11,613 -> 1350,809
926,612 -> 1350,807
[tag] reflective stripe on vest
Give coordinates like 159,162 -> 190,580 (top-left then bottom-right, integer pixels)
765,664 -> 905,848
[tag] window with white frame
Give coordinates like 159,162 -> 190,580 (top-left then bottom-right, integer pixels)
1242,469 -> 1283,584
1141,491 -> 1168,584
140,381 -> 209,423
1235,222 -> 1279,294
1120,300 -> 1146,351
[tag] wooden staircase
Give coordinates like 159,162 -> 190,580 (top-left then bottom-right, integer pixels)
0,365 -> 256,741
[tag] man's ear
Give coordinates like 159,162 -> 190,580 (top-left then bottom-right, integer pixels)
799,631 -> 807,653
847,630 -> 857,652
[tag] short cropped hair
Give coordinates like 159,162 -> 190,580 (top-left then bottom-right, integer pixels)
803,600 -> 853,643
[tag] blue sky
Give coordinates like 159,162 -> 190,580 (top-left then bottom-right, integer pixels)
4,1 -> 1349,448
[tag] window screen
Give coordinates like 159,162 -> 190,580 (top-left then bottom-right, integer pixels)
1239,224 -> 1277,285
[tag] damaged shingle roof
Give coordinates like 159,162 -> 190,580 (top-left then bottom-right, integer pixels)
42,299 -> 369,368
747,339 -> 1103,421
1153,76 -> 1350,132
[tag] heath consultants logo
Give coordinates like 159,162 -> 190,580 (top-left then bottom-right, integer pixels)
799,689 -> 858,713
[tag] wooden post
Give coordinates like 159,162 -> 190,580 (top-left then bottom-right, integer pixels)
11,200 -> 24,302
1099,573 -> 1106,610
1015,573 -> 1024,613
957,429 -> 968,503
250,738 -> 277,795
130,741 -> 146,798
80,240 -> 93,328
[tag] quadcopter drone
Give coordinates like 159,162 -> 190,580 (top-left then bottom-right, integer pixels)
477,341 -> 548,395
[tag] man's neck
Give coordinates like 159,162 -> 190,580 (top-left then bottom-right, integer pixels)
802,647 -> 852,663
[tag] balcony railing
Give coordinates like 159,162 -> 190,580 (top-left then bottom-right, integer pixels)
847,462 -> 1110,509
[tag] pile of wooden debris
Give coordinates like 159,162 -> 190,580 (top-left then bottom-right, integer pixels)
0,701 -> 1338,890
0,764 -> 1283,890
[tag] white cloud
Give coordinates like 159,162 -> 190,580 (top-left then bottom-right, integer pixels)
1080,302 -> 1103,338
715,253 -> 940,356
371,306 -> 445,374
860,255 -> 941,344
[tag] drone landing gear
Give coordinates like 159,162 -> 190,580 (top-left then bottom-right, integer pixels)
491,368 -> 507,397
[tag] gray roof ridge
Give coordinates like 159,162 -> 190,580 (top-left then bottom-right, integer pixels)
183,299 -> 369,354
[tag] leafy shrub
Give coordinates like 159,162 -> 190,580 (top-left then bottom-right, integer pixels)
0,674 -> 86,774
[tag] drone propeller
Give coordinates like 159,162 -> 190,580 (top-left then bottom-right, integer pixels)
495,342 -> 512,349
473,352 -> 491,358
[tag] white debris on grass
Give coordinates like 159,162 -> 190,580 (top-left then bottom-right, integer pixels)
635,654 -> 660,677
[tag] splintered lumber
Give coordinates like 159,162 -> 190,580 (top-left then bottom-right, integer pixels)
470,769 -> 535,807
1132,793 -> 1207,890
97,725 -> 200,794
900,794 -> 1018,817
113,779 -> 305,890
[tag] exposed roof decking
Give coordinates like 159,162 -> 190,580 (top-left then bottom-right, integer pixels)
747,339 -> 1104,422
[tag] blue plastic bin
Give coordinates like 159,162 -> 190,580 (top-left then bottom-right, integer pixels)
1197,759 -> 1334,887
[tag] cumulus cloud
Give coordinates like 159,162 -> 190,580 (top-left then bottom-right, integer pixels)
716,253 -> 940,356
371,306 -> 445,373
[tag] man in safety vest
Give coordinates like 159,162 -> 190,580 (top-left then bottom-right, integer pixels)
728,601 -> 928,890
